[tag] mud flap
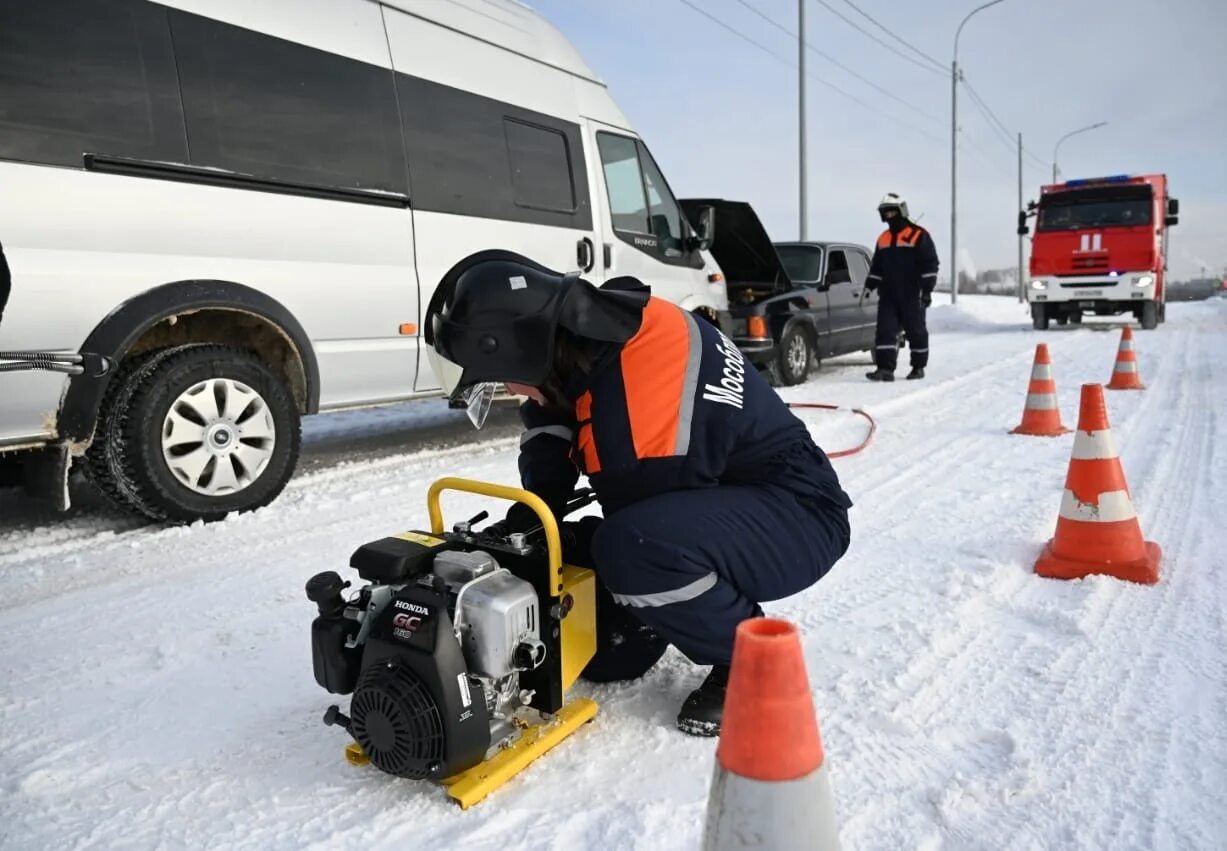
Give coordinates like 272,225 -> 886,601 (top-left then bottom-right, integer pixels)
23,442 -> 72,511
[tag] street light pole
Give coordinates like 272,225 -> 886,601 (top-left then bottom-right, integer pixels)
951,0 -> 1008,304
798,0 -> 807,241
1052,121 -> 1108,183
1018,132 -> 1024,302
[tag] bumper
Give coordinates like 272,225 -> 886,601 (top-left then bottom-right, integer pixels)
734,337 -> 776,365
1027,273 -> 1156,305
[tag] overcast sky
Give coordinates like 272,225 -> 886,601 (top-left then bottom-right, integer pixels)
533,0 -> 1226,281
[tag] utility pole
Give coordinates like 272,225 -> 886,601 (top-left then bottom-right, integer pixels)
798,0 -> 807,241
950,58 -> 958,303
1017,131 -> 1024,302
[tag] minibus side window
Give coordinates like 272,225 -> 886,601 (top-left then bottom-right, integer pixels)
168,10 -> 407,193
504,119 -> 577,214
0,0 -> 186,167
597,133 -> 650,235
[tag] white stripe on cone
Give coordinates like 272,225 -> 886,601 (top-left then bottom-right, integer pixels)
1114,361 -> 1138,373
1026,392 -> 1059,410
1058,489 -> 1137,523
1120,339 -> 1135,352
1030,363 -> 1054,381
1071,428 -> 1118,460
703,761 -> 841,851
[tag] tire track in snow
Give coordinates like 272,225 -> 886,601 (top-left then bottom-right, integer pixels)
865,311 -> 1227,848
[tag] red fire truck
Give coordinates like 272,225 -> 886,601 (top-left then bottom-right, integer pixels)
1019,174 -> 1179,330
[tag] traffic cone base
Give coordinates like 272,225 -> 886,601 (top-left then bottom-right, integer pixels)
1034,383 -> 1161,586
1036,539 -> 1161,585
1012,343 -> 1070,436
1107,326 -> 1146,390
702,618 -> 841,850
704,762 -> 840,851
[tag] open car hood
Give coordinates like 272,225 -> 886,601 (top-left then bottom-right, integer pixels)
679,198 -> 791,297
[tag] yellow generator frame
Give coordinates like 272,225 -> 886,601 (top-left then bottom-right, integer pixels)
344,477 -> 598,809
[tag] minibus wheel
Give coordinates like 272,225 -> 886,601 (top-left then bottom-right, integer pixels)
88,344 -> 300,522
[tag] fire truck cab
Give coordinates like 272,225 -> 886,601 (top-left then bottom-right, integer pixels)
1019,174 -> 1178,330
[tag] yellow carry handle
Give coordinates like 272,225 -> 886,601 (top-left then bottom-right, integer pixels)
426,477 -> 564,596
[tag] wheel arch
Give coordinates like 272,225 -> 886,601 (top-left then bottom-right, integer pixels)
60,280 -> 320,444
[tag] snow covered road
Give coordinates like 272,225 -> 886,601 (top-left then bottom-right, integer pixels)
2,296 -> 1225,850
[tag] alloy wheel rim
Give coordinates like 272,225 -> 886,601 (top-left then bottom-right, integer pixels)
787,334 -> 808,374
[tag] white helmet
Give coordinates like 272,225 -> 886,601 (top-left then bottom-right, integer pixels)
877,192 -> 909,221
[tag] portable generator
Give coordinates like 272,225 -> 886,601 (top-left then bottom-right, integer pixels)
305,477 -> 599,808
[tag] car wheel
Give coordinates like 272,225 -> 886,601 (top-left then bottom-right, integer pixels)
773,324 -> 813,386
1031,304 -> 1049,331
1140,301 -> 1158,330
105,344 -> 301,523
1069,313 -> 1082,325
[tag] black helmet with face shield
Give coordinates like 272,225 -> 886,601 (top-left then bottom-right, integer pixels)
424,250 -> 645,427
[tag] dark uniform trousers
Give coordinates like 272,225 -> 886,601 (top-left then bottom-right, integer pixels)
874,292 -> 929,372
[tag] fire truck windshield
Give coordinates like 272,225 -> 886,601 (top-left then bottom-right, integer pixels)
1037,185 -> 1153,231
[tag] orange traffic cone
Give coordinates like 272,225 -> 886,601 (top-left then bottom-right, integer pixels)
1106,326 -> 1145,390
1035,383 -> 1160,584
702,618 -> 840,850
1011,344 -> 1070,436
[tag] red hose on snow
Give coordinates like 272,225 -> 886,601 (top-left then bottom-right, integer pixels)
786,402 -> 877,459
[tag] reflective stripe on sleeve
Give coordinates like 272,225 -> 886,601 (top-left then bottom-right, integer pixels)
673,311 -> 703,456
520,425 -> 575,447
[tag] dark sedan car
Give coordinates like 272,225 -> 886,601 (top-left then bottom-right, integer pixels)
680,199 -> 878,384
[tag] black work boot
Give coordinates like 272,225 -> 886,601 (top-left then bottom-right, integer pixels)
866,368 -> 895,382
907,367 -> 925,380
677,665 -> 730,737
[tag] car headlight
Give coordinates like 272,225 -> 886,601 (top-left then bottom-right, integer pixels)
1029,279 -> 1048,290
1133,275 -> 1154,288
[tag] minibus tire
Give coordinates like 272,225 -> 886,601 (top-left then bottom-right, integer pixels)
111,344 -> 301,523
82,348 -> 168,514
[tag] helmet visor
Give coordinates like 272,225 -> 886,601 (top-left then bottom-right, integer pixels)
460,381 -> 496,430
425,340 -> 467,399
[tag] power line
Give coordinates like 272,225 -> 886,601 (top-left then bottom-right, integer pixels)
729,0 -> 942,125
962,77 -> 1052,171
838,0 -> 945,71
962,78 -> 1014,145
963,85 -> 1017,155
677,0 -> 945,146
812,0 -> 949,77
677,0 -> 791,66
1024,149 -> 1050,169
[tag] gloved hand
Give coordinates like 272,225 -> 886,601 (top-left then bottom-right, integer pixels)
921,291 -> 932,308
477,501 -> 537,541
560,516 -> 602,566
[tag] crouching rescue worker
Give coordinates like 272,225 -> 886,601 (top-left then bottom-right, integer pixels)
424,250 -> 852,736
865,192 -> 939,381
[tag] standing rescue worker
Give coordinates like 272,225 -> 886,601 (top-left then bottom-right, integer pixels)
425,250 -> 852,736
865,193 -> 939,381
